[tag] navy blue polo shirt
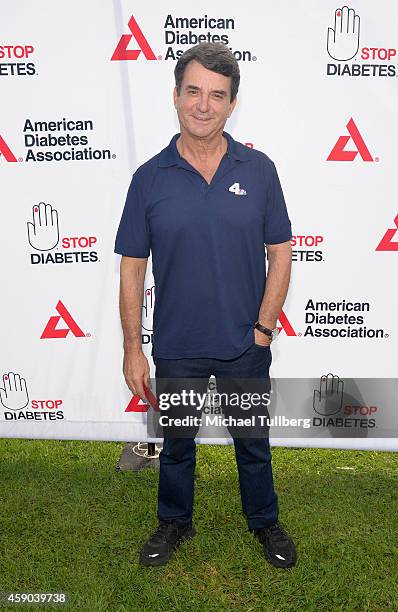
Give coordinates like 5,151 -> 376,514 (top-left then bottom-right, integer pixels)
115,131 -> 292,359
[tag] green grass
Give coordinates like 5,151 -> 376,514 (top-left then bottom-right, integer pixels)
0,440 -> 397,612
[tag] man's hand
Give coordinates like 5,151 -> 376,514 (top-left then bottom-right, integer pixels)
254,328 -> 272,347
123,349 -> 151,403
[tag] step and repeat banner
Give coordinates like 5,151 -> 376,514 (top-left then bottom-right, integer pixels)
1,1 -> 397,449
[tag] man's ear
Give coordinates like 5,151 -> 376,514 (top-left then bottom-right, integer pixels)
229,95 -> 237,117
173,86 -> 178,108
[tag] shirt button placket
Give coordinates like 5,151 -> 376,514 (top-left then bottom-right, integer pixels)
202,180 -> 209,200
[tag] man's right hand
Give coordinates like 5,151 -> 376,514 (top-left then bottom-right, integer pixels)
123,350 -> 151,403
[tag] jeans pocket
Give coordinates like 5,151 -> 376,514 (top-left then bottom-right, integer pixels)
252,342 -> 271,351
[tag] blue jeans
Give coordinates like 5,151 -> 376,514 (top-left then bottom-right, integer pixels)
154,343 -> 279,530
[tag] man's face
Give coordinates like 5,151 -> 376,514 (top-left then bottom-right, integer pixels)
173,60 -> 237,140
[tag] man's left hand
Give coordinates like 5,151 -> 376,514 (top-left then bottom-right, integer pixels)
254,328 -> 272,347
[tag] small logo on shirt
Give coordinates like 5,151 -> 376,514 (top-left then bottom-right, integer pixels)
228,182 -> 247,196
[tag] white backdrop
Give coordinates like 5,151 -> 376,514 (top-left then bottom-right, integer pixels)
1,0 -> 397,449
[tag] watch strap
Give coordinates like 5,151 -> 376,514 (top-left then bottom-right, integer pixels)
254,321 -> 273,337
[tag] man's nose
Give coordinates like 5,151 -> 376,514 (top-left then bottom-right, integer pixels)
196,93 -> 210,113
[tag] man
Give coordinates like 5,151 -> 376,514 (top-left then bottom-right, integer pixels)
115,43 -> 296,569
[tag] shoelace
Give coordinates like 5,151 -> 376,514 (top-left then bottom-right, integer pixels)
256,522 -> 287,544
152,522 -> 179,543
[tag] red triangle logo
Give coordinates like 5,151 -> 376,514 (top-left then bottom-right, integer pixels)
41,300 -> 85,339
111,15 -> 156,61
0,135 -> 17,162
375,214 -> 398,251
327,118 -> 373,162
125,386 -> 160,412
277,310 -> 297,336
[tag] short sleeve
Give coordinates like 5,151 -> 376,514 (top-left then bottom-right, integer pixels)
264,161 -> 292,245
114,172 -> 151,257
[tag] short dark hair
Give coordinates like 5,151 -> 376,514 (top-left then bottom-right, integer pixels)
174,43 -> 240,102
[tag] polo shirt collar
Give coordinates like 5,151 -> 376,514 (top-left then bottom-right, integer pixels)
158,131 -> 250,167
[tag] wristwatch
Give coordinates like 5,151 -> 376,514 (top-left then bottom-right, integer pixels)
254,321 -> 280,341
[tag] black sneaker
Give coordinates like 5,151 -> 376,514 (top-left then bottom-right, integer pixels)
139,521 -> 196,567
252,521 -> 297,568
